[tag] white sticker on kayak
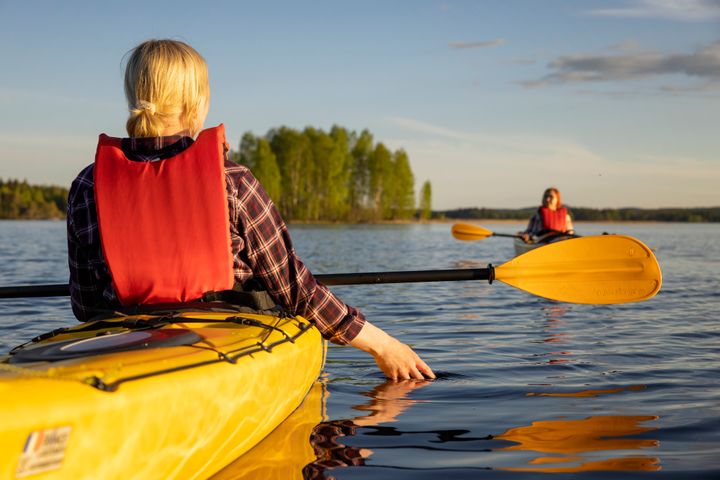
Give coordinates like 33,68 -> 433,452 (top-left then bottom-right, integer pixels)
16,426 -> 71,478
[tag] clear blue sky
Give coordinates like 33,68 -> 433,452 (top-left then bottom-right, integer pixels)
1,0 -> 718,209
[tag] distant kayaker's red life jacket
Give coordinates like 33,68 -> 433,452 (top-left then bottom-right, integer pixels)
539,206 -> 568,233
94,125 -> 234,305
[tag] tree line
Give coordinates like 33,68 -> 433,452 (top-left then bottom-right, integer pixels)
231,126 -> 433,222
0,178 -> 67,220
441,206 -> 720,223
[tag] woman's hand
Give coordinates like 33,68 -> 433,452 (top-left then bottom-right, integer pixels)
350,321 -> 435,380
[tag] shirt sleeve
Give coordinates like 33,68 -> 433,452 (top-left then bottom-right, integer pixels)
524,211 -> 543,235
228,167 -> 366,345
67,166 -> 118,321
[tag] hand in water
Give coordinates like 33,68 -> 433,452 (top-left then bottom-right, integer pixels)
350,320 -> 435,380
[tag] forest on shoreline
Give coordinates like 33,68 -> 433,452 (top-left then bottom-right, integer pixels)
0,179 -> 67,220
2,177 -> 718,223
441,206 -> 720,223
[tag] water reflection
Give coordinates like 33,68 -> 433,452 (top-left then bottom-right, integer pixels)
304,379 -> 432,479
496,414 -> 660,473
211,378 -> 432,480
214,377 -> 661,478
527,385 -> 646,398
533,304 -> 572,365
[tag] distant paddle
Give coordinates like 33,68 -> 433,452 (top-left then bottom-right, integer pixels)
0,236 -> 661,305
451,222 -> 521,241
451,222 -> 580,244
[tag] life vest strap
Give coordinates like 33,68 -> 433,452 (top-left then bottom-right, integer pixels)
200,285 -> 278,312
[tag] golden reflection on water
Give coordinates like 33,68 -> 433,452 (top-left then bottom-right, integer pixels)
212,376 -> 661,477
527,384 -> 646,397
503,306 -> 662,472
496,414 -> 660,472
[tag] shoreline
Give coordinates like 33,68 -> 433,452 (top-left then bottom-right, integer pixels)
288,218 -> 714,225
1,218 -> 717,225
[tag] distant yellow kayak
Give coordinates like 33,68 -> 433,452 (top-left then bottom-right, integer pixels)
0,310 -> 325,479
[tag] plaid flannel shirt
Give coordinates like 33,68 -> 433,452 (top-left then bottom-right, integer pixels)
67,135 -> 365,344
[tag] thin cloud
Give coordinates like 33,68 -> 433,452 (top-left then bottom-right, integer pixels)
522,41 -> 720,89
610,40 -> 641,52
589,0 -> 720,21
388,116 -> 601,161
660,81 -> 720,93
449,39 -> 506,50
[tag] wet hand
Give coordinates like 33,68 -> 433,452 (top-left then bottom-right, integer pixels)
372,336 -> 435,380
350,321 -> 435,380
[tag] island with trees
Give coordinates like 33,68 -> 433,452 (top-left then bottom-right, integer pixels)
232,125 -> 431,222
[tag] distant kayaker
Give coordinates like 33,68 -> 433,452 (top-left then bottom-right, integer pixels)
520,187 -> 576,244
67,39 -> 434,380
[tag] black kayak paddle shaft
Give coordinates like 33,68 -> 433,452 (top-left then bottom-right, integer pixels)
317,268 -> 494,285
0,268 -> 495,299
0,284 -> 70,298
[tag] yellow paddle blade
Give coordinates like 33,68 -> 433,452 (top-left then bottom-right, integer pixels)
495,235 -> 662,304
451,223 -> 494,241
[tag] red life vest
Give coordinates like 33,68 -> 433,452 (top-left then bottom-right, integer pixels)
539,206 -> 568,233
94,125 -> 234,305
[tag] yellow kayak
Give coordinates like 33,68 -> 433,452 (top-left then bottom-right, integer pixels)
211,379 -> 327,479
0,309 -> 325,479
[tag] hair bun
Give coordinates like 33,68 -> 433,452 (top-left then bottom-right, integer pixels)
136,100 -> 157,116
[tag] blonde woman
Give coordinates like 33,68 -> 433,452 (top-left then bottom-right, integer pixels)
67,39 -> 433,380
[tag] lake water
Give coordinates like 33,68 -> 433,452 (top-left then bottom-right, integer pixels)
1,220 -> 719,479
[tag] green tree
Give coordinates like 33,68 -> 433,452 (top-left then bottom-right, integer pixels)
391,149 -> 415,220
349,129 -> 373,220
302,127 -> 324,220
419,180 -> 432,220
236,132 -> 258,167
251,139 -> 282,203
326,126 -> 352,220
268,127 -> 311,221
368,143 -> 393,220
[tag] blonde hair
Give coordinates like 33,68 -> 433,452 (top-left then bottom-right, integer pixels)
124,39 -> 209,137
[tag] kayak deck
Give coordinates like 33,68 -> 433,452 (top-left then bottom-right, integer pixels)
0,311 -> 325,479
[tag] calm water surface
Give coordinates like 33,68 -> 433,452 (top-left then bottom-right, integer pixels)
1,220 -> 719,479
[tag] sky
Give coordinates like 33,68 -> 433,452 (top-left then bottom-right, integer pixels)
0,0 -> 718,210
